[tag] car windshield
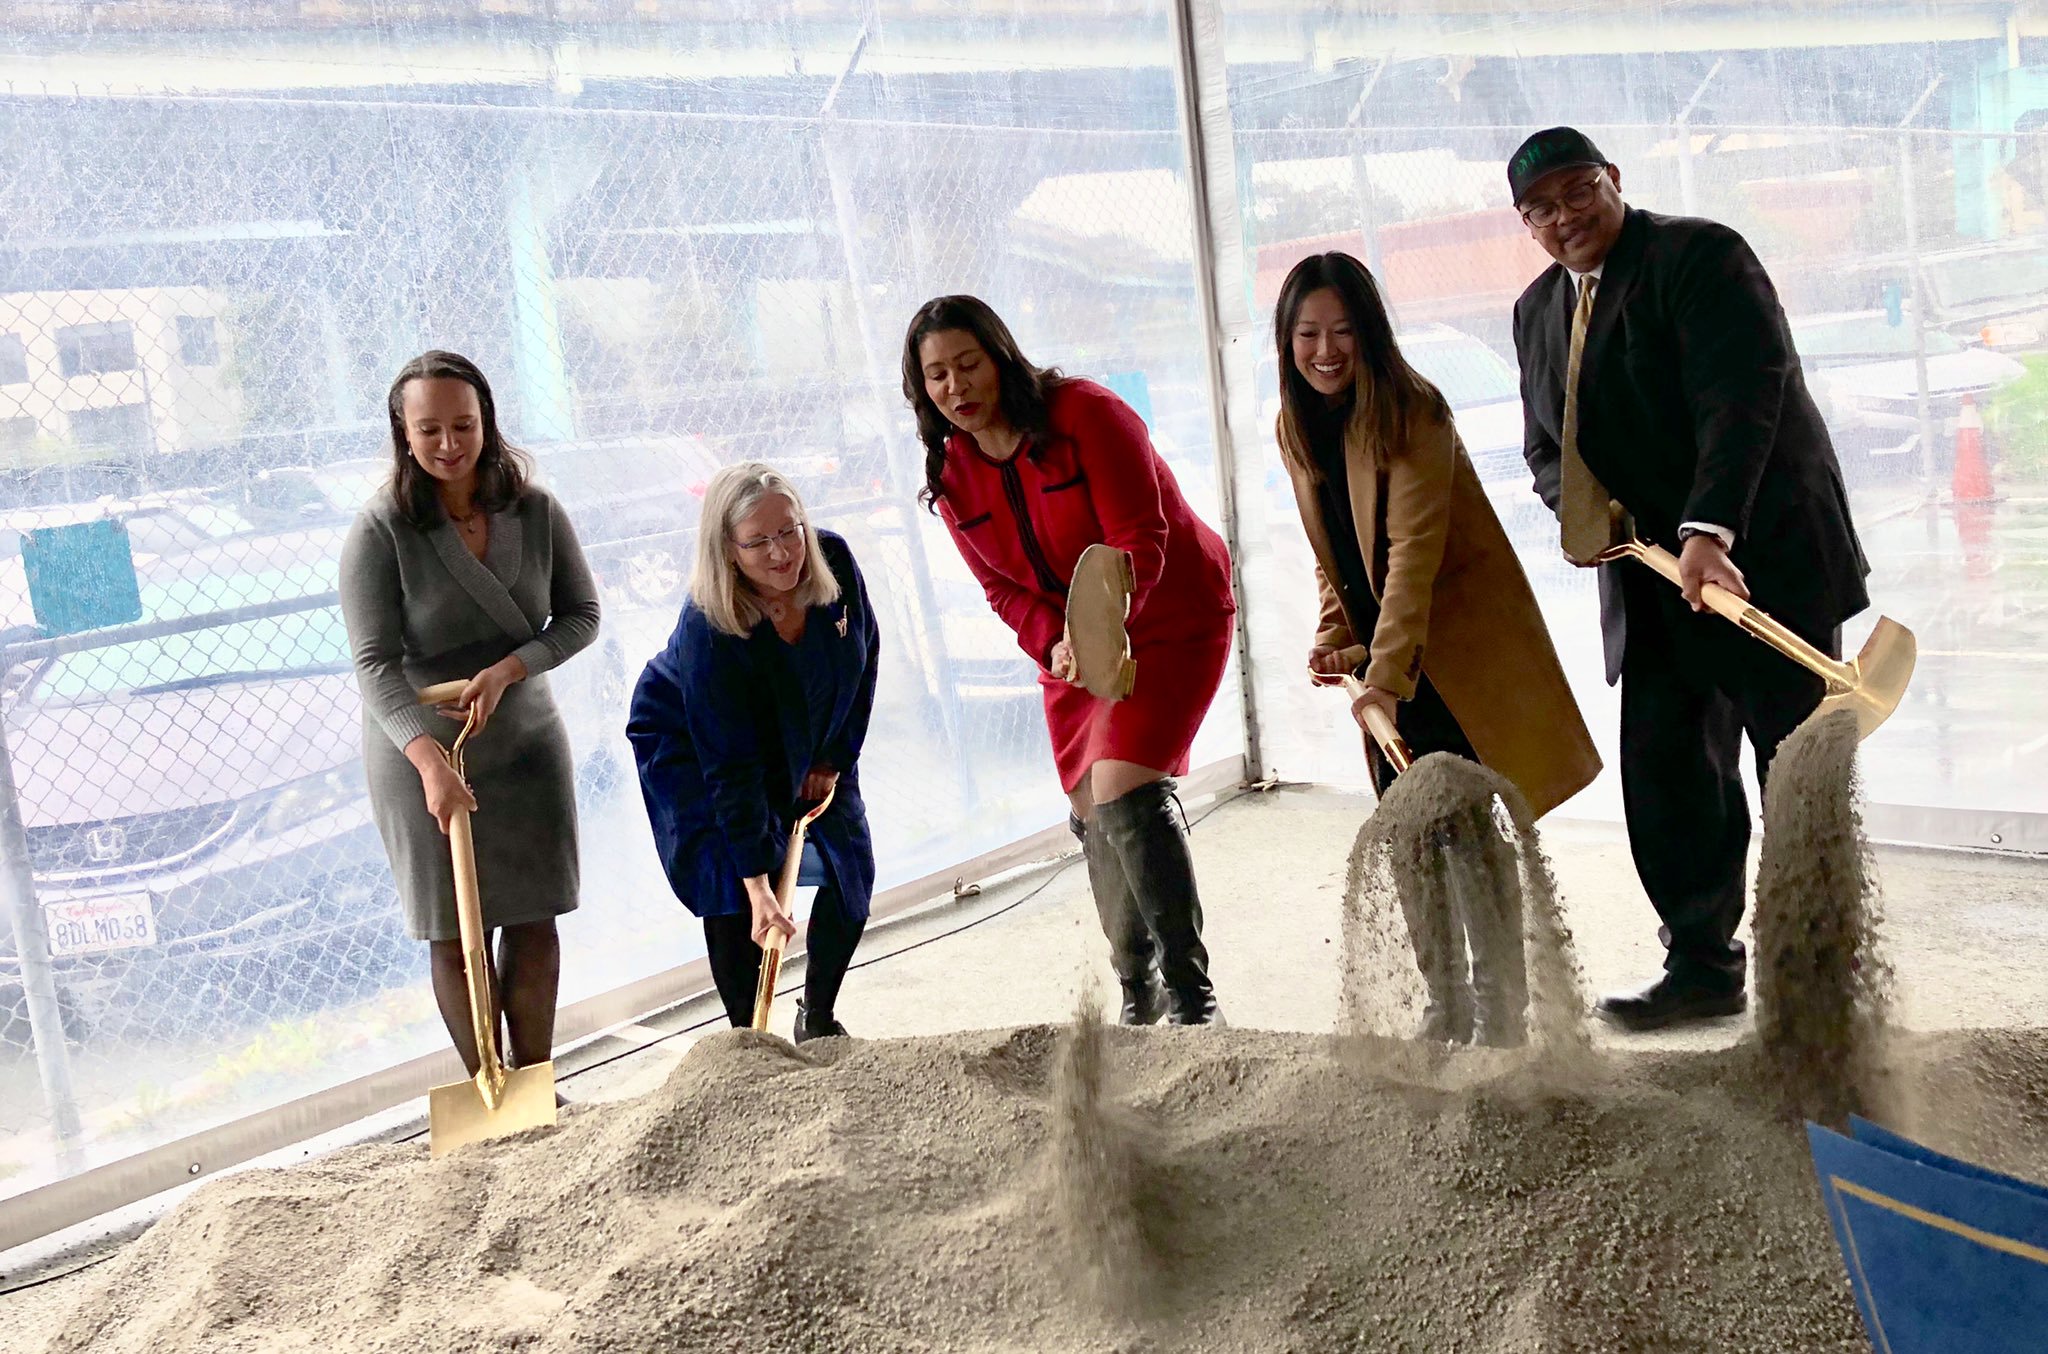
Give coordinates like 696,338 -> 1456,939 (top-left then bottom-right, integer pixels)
1927,252 -> 2048,309
1402,335 -> 1520,408
1794,317 -> 1966,360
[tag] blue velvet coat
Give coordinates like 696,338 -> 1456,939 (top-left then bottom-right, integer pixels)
627,529 -> 879,920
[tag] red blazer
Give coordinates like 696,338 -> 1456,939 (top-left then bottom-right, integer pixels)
936,379 -> 1234,666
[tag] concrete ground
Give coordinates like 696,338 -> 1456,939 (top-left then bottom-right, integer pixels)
6,781 -> 2046,1334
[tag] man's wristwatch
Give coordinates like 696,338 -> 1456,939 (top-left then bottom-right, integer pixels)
1676,526 -> 1713,545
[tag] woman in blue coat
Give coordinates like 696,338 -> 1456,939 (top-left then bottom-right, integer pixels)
627,462 -> 880,1041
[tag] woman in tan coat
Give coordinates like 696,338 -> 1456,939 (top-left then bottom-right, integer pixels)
1274,251 -> 1599,1045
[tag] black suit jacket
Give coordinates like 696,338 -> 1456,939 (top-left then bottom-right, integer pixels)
1512,206 -> 1870,684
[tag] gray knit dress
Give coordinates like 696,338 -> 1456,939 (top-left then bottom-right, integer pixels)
339,485 -> 601,941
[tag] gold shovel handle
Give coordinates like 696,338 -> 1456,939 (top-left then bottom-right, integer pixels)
1310,668 -> 1414,774
750,784 -> 839,1032
1600,540 -> 1858,694
415,681 -> 504,1104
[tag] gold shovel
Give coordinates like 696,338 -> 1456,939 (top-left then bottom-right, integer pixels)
1065,543 -> 1137,701
1593,538 -> 1916,739
750,785 -> 839,1033
415,679 -> 557,1157
1309,668 -> 1415,771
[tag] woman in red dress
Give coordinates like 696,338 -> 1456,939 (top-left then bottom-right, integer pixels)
902,295 -> 1236,1026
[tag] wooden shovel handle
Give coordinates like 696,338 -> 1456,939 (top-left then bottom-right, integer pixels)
417,679 -> 471,707
1309,668 -> 1414,774
750,784 -> 838,1032
1340,676 -> 1413,774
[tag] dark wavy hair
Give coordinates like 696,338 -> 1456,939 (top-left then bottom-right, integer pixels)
385,350 -> 531,531
901,295 -> 1064,511
1272,252 -> 1447,476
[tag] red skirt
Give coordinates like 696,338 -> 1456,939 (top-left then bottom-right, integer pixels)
1042,621 -> 1234,791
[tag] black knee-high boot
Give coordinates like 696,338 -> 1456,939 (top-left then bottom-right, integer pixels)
1093,780 -> 1220,1026
1072,813 -> 1166,1026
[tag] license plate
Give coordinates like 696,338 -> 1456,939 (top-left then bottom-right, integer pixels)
44,894 -> 158,957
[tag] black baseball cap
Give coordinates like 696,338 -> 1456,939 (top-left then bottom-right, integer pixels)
1508,127 -> 1609,206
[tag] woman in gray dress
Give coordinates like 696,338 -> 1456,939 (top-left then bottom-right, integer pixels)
339,350 -> 601,1079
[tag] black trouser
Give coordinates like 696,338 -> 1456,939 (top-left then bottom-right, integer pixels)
703,883 -> 866,1029
1618,582 -> 1833,989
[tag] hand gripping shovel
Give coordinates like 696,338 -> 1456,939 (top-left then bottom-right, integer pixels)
415,679 -> 557,1157
1308,668 -> 1415,772
1593,538 -> 1916,739
750,785 -> 838,1033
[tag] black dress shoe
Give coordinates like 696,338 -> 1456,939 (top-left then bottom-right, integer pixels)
1595,974 -> 1746,1032
793,999 -> 849,1044
1119,969 -> 1168,1026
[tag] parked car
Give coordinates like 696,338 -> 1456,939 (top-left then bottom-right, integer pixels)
0,467 -> 666,1046
1792,311 -> 2026,480
1798,241 -> 2048,355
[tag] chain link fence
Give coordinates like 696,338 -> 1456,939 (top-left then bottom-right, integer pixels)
0,81 -> 1232,1206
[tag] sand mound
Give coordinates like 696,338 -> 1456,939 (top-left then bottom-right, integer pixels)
25,1020 -> 2048,1353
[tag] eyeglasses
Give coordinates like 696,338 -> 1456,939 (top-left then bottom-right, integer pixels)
1519,173 -> 1607,229
733,522 -> 806,555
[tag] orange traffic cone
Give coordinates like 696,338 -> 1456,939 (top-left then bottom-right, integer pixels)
1952,393 -> 1993,504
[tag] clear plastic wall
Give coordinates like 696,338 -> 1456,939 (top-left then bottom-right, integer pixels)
1217,5 -> 2048,833
0,2 -> 1235,1209
6,0 -> 2048,1230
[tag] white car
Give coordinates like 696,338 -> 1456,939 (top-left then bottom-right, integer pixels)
1792,311 -> 2026,475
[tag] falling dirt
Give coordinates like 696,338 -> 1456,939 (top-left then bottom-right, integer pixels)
1753,708 -> 1894,1128
1046,993 -> 1167,1318
1341,752 -> 1592,1074
1752,713 -> 2048,1176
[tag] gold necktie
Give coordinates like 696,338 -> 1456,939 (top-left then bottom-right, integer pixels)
1559,276 -> 1620,563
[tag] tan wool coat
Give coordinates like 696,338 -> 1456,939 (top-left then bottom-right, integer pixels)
1282,403 -> 1601,818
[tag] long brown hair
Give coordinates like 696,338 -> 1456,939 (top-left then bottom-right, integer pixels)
384,350 -> 531,531
901,295 -> 1064,511
1272,252 -> 1447,476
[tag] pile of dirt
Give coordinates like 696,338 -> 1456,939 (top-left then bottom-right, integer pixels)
25,1015 -> 2048,1353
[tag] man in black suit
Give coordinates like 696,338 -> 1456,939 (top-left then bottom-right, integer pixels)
1508,126 -> 1871,1031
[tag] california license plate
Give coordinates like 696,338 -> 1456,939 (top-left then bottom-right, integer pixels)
44,894 -> 158,957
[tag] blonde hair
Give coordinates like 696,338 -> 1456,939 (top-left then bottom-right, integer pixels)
690,461 -> 841,638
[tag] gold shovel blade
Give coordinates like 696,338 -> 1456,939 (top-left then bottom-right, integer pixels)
1065,544 -> 1137,701
428,1060 -> 557,1158
1818,615 -> 1917,741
